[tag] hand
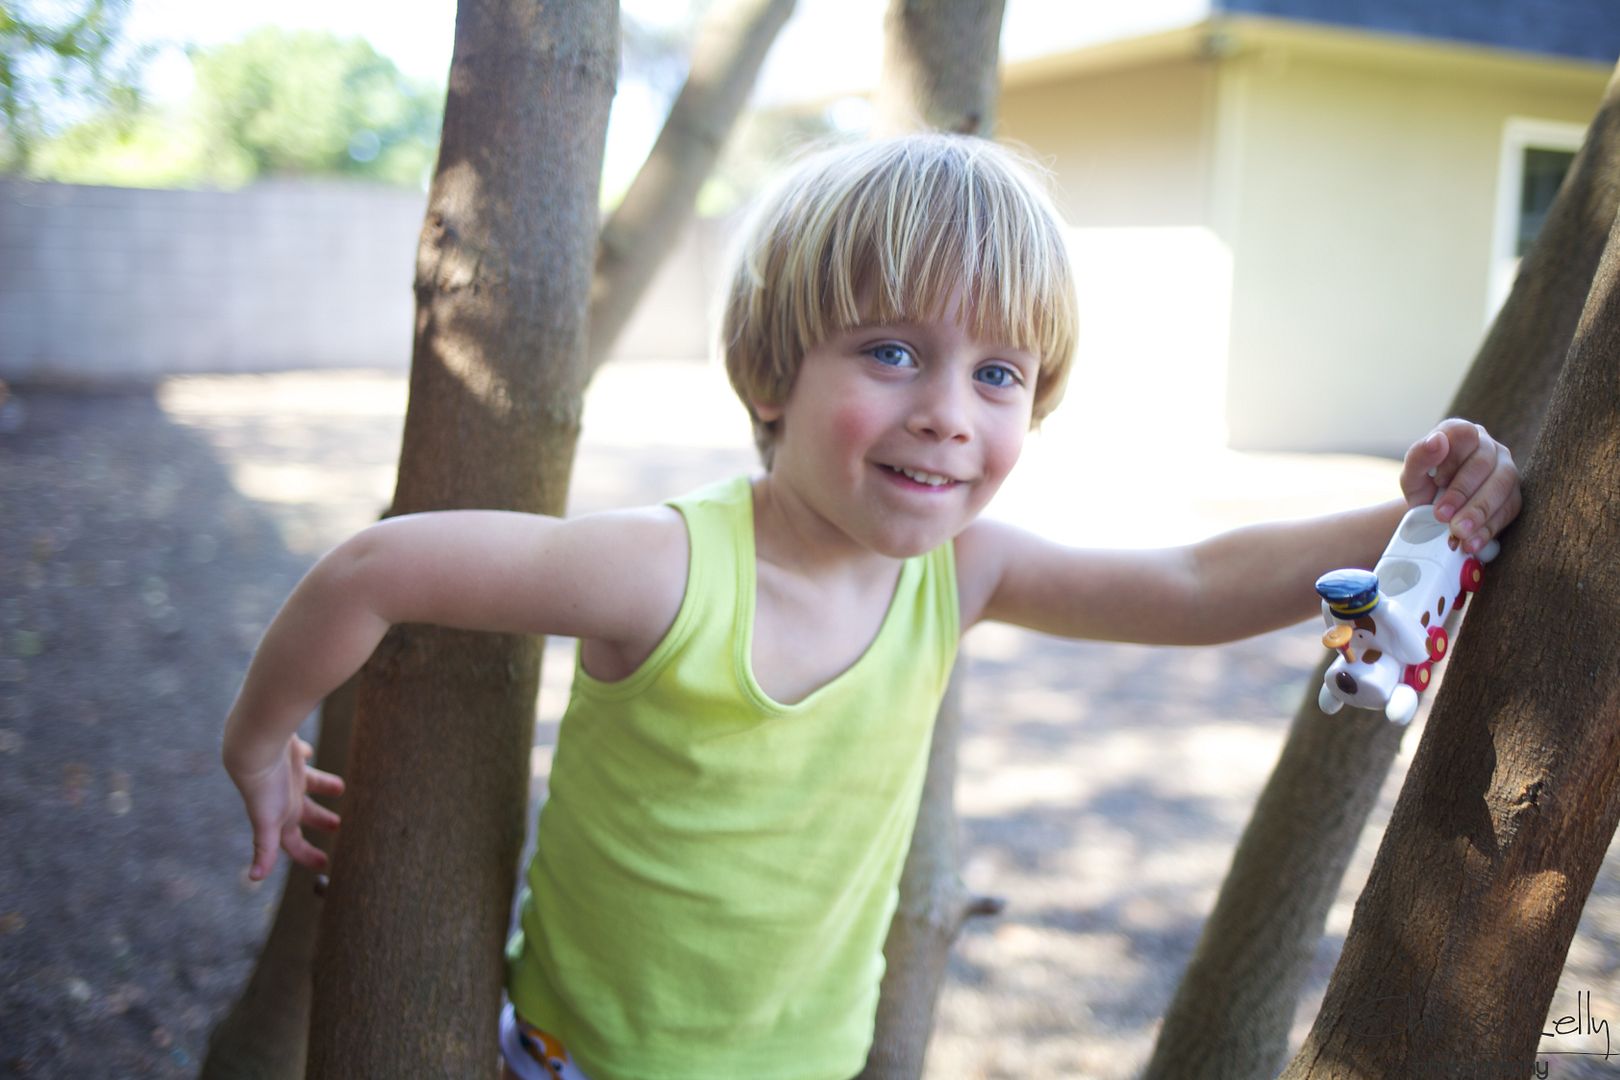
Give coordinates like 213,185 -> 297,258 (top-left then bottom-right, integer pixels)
229,736 -> 345,881
1400,418 -> 1522,554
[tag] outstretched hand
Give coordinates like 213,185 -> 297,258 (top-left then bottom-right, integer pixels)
230,735 -> 345,881
1400,418 -> 1522,554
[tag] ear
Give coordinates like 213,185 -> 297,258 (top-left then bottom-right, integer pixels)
752,398 -> 784,423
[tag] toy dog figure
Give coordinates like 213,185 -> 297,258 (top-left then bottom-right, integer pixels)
1315,505 -> 1499,725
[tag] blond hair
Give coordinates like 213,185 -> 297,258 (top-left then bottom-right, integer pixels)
720,133 -> 1078,463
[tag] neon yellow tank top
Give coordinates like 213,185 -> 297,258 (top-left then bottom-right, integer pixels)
506,475 -> 959,1080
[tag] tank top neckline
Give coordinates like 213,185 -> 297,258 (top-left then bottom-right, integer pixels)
734,476 -> 917,714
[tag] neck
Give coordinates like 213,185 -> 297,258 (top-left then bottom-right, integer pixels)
749,472 -> 900,586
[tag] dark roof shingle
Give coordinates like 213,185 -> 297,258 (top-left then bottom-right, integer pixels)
1216,0 -> 1620,63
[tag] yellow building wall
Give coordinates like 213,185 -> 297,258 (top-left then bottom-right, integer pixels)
1217,29 -> 1609,452
997,56 -> 1217,227
996,56 -> 1236,454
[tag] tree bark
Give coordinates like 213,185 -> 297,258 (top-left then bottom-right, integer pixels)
203,3 -> 795,1074
302,3 -> 616,1076
863,3 -> 1007,1076
859,674 -> 1005,1080
874,0 -> 1006,137
1142,60 -> 1620,1080
588,0 -> 796,374
1281,193 -> 1620,1080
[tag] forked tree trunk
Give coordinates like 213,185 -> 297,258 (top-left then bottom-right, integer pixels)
1142,61 -> 1620,1080
202,2 -> 793,1074
301,2 -> 617,1075
862,2 -> 1007,1076
1281,189 -> 1620,1080
588,0 -> 796,373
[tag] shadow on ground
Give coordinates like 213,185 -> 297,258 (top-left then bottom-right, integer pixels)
6,371 -> 1620,1079
1,387 -> 328,1076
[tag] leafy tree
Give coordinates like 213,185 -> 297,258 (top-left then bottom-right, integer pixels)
0,0 -> 147,173
28,26 -> 442,188
186,28 -> 442,187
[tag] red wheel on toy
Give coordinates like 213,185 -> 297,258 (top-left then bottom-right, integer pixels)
1426,626 -> 1448,661
1460,557 -> 1484,594
1403,662 -> 1433,693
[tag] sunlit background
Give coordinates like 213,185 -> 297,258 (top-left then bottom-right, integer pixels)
5,2 -> 1620,1077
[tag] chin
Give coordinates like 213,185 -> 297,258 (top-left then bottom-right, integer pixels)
868,526 -> 957,559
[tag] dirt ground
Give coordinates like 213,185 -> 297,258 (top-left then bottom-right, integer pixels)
4,366 -> 1620,1079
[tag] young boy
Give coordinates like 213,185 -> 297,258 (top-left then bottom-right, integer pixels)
223,134 -> 1522,1080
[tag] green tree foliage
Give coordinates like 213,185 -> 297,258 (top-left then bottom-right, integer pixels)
187,28 -> 442,187
26,26 -> 443,189
0,0 -> 147,172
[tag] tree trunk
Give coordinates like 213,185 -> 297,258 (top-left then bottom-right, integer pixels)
860,675 -> 1005,1080
1281,193 -> 1620,1080
200,679 -> 355,1080
588,0 -> 796,374
302,3 -> 617,1076
874,0 -> 1006,137
203,3 -> 795,1074
1142,60 -> 1620,1080
863,3 -> 1007,1076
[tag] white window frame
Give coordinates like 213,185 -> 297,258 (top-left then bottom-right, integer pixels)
1488,117 -> 1586,321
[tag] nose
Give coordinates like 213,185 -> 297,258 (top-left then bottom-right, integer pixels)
908,374 -> 972,443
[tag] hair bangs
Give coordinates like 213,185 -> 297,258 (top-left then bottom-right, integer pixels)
722,134 -> 1079,463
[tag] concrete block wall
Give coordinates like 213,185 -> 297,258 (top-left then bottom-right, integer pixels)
0,180 -> 427,380
0,179 -> 724,382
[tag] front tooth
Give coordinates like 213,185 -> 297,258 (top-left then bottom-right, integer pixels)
901,467 -> 947,486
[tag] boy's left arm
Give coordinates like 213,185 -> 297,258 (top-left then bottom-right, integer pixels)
967,419 -> 1520,645
1182,418 -> 1520,642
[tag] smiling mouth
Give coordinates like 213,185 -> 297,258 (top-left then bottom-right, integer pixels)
880,463 -> 959,488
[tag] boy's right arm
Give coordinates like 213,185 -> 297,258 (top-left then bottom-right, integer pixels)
223,506 -> 688,879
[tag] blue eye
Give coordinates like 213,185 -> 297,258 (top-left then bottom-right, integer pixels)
976,363 -> 1022,388
869,343 -> 915,367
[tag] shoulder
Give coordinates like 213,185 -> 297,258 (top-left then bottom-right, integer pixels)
950,517 -> 1075,629
951,518 -> 1195,641
554,505 -> 690,645
952,518 -> 1021,630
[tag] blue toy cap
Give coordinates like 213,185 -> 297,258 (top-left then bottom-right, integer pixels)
1315,568 -> 1380,619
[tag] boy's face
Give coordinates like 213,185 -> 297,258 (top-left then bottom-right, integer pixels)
755,301 -> 1037,559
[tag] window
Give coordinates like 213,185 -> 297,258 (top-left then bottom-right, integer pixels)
1489,118 -> 1585,320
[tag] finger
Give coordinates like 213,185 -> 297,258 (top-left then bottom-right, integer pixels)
1467,483 -> 1523,555
1436,451 -> 1500,528
282,826 -> 330,873
301,797 -> 342,833
304,767 -> 346,798
296,738 -> 315,761
1447,453 -> 1515,546
1478,488 -> 1523,551
1427,420 -> 1485,504
1433,430 -> 1498,523
250,824 -> 281,881
1401,430 -> 1448,506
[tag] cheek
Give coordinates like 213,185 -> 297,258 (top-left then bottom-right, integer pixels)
982,418 -> 1028,480
828,399 -> 885,448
